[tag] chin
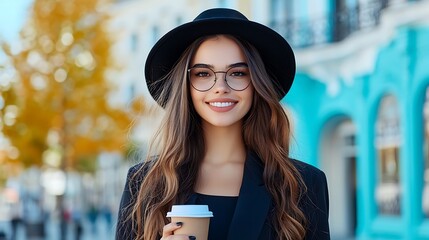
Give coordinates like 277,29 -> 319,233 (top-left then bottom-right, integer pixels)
203,118 -> 243,128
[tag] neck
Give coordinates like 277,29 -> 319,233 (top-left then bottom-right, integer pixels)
201,121 -> 246,165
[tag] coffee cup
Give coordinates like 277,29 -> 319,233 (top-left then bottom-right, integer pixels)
166,205 -> 213,240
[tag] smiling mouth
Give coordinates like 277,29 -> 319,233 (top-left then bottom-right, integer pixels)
208,102 -> 235,107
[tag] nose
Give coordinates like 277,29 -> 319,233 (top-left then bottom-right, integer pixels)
212,72 -> 230,93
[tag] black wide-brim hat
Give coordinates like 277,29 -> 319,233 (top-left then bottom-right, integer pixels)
145,8 -> 296,106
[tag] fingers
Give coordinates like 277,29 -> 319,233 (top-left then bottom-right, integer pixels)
161,222 -> 196,240
163,221 -> 183,236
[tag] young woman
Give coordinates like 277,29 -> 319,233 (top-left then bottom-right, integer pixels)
116,8 -> 330,240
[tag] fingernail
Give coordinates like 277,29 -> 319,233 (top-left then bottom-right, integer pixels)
189,236 -> 196,240
176,222 -> 183,226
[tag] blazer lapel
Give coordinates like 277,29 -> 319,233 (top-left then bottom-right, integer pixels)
227,152 -> 272,240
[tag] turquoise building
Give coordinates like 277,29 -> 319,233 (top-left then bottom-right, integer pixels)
270,0 -> 429,239
111,0 -> 429,238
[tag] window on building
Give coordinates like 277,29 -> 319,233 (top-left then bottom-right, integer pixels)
375,95 -> 401,216
152,26 -> 159,45
176,16 -> 183,26
270,0 -> 284,23
269,0 -> 292,42
130,33 -> 138,52
218,0 -> 227,7
423,87 -> 429,218
218,0 -> 236,8
333,0 -> 350,41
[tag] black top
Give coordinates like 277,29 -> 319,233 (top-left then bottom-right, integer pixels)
193,193 -> 238,240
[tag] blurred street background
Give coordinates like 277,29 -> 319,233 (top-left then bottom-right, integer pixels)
1,0 -> 429,239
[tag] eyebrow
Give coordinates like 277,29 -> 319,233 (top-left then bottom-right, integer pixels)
190,62 -> 248,69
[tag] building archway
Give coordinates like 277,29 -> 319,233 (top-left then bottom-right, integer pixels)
320,117 -> 357,239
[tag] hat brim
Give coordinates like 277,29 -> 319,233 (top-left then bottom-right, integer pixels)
145,18 -> 295,105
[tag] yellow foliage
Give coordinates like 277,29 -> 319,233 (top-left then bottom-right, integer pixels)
0,0 -> 141,171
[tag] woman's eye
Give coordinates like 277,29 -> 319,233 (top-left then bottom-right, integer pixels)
229,68 -> 248,77
231,71 -> 245,76
191,68 -> 213,78
196,72 -> 210,77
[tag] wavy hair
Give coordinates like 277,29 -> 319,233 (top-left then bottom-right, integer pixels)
128,35 -> 307,240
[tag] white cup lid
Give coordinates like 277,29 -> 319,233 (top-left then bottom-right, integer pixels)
166,205 -> 213,218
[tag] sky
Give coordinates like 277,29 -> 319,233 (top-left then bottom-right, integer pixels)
0,0 -> 33,43
0,0 -> 33,147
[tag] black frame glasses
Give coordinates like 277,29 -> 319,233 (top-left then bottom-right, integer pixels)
187,64 -> 251,92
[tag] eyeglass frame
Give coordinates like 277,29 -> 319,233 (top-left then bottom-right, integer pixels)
187,62 -> 251,92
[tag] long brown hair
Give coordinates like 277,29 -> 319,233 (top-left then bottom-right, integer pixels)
128,35 -> 307,240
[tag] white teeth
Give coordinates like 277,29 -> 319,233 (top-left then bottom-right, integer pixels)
209,102 -> 234,107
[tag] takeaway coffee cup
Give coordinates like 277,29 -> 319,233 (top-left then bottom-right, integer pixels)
166,205 -> 213,240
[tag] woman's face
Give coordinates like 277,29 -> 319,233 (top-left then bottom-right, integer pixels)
189,35 -> 254,128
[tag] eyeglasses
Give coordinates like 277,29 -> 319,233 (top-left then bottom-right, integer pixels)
188,64 -> 251,92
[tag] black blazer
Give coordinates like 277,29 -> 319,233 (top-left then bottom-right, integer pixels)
115,152 -> 330,240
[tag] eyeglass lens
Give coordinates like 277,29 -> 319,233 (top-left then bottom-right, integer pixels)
188,66 -> 251,91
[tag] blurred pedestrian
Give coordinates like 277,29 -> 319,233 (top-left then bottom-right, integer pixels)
116,7 -> 330,240
60,207 -> 71,240
74,220 -> 83,240
87,204 -> 98,234
10,216 -> 21,240
23,195 -> 45,240
101,204 -> 113,229
72,207 -> 83,240
10,200 -> 23,240
0,230 -> 6,240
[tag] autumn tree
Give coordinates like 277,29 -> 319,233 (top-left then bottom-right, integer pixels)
0,0 -> 141,172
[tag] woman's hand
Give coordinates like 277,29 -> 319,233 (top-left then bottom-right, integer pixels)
161,222 -> 196,240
